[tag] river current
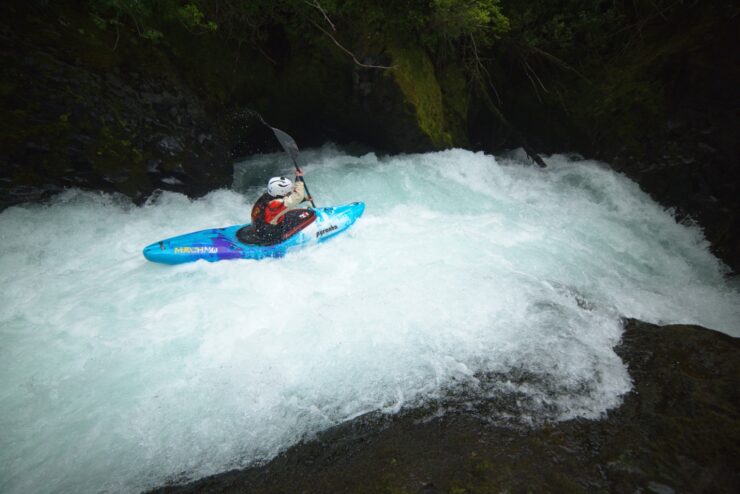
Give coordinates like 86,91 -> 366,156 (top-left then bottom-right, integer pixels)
1,147 -> 738,493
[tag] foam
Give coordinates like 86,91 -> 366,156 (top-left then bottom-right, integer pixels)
1,148 -> 737,493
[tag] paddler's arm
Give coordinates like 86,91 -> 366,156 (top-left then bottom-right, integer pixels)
294,169 -> 312,204
281,180 -> 306,208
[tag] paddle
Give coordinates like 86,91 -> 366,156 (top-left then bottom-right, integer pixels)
266,125 -> 317,208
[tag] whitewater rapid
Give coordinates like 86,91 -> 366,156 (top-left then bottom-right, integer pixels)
1,147 -> 738,493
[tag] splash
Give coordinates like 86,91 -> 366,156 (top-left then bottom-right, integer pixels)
1,148 -> 738,493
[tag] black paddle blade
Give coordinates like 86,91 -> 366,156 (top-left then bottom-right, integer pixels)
271,127 -> 300,163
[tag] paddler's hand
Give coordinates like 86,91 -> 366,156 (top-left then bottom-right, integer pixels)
295,169 -> 303,179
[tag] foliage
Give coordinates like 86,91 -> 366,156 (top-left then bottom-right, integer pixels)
84,0 -> 509,55
81,0 -> 509,147
428,0 -> 510,44
480,0 -> 740,159
498,0 -> 734,66
176,3 -> 217,33
86,0 -> 217,41
502,0 -> 626,61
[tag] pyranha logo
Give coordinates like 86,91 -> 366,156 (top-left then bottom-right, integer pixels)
316,225 -> 338,238
174,246 -> 218,254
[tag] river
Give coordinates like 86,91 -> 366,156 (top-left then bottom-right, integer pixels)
1,147 -> 738,493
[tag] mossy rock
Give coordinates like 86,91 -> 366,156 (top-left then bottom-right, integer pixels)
388,43 -> 454,149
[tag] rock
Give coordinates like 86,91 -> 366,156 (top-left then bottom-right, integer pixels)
158,136 -> 184,155
0,4 -> 232,209
150,320 -> 740,493
161,177 -> 183,185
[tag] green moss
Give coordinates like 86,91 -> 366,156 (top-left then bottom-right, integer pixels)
438,64 -> 470,146
388,43 -> 453,148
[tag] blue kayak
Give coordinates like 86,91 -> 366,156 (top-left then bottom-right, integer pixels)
143,202 -> 365,265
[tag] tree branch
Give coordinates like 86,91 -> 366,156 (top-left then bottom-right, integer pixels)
304,0 -> 335,32
526,45 -> 590,83
112,13 -> 120,51
470,34 -> 501,105
309,20 -> 394,70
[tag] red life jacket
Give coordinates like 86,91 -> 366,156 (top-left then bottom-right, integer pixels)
251,192 -> 287,227
250,193 -> 316,244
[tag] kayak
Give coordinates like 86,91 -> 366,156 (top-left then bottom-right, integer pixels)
143,202 -> 365,265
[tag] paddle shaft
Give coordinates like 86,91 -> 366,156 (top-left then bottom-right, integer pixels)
291,159 -> 316,208
258,117 -> 317,208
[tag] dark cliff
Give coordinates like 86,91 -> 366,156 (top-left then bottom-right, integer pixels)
0,2 -> 233,205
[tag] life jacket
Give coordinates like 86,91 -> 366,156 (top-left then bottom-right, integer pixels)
251,192 -> 287,227
250,193 -> 316,244
250,192 -> 284,243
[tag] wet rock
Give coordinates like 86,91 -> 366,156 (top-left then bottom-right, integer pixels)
0,4 -> 232,209
158,136 -> 184,155
151,320 -> 740,494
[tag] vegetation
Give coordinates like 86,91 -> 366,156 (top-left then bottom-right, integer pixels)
80,1 -> 511,145
84,0 -> 508,48
87,0 -> 216,41
11,0 -> 736,154
489,0 -> 739,156
81,1 -> 736,156
0,3 -> 715,171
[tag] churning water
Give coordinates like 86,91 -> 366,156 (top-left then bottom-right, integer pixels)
1,147 -> 738,493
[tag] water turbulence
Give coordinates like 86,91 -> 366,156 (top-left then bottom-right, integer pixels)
1,148 -> 738,493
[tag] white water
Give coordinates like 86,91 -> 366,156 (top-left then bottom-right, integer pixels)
1,148 -> 738,493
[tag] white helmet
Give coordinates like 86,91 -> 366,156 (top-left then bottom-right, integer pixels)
267,176 -> 293,197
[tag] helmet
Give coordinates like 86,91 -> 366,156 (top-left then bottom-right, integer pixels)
267,176 -> 293,197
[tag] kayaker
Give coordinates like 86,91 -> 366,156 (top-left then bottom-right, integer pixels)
250,170 -> 314,243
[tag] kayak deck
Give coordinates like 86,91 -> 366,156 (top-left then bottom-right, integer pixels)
143,202 -> 364,265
